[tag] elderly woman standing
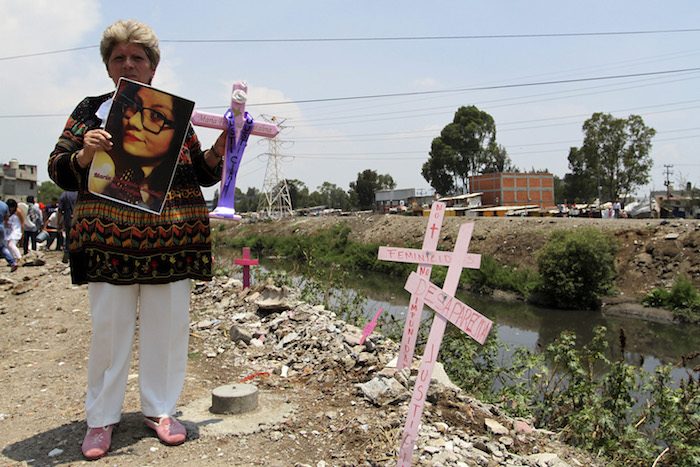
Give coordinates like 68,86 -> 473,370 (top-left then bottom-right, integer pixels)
48,19 -> 226,461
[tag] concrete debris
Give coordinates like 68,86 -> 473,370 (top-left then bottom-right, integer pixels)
186,276 -> 599,467
355,376 -> 409,406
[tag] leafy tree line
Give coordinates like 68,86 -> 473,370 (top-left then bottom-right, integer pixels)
421,106 -> 655,204
233,169 -> 396,213
562,112 -> 656,203
422,105 -> 516,195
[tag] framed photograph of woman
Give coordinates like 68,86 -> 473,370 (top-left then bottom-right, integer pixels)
87,78 -> 195,214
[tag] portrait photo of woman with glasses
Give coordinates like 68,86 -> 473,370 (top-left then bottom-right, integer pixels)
88,78 -> 194,213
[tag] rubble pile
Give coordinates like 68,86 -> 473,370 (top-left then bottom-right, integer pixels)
187,276 -> 604,466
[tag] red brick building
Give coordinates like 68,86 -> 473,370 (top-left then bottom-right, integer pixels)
468,172 -> 554,209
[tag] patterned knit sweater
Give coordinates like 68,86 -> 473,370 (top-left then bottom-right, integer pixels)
49,93 -> 222,285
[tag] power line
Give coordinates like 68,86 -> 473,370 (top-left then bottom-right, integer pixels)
5,66 -> 698,120
3,28 -> 700,61
0,45 -> 98,61
252,67 -> 700,106
160,28 -> 700,43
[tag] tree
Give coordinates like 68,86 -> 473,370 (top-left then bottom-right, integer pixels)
483,142 -> 516,174
234,187 -> 260,212
422,106 -> 512,195
537,228 -> 618,309
562,147 -> 598,203
285,179 -> 308,209
349,170 -> 395,210
316,182 -> 351,210
37,181 -> 63,204
568,113 -> 655,202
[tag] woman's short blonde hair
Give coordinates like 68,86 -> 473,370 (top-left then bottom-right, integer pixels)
100,19 -> 160,69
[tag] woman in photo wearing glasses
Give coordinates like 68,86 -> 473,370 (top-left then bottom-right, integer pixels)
48,19 -> 226,460
90,81 -> 190,212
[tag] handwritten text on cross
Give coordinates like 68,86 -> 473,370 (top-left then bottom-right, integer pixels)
377,202 -> 481,369
403,272 -> 492,344
376,202 -> 446,369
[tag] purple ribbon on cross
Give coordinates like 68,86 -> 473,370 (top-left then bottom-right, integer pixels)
212,109 -> 254,219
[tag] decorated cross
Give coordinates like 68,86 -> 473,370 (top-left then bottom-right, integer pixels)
395,222 -> 493,466
191,81 -> 280,220
377,202 -> 481,369
234,247 -> 259,289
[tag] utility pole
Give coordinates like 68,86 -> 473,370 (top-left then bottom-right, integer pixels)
664,164 -> 673,200
257,116 -> 294,220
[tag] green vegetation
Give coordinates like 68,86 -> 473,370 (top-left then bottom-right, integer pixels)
215,223 -> 542,300
37,180 -> 64,204
563,113 -> 655,204
536,228 -> 618,309
442,325 -> 700,466
643,275 -> 700,324
217,223 -> 630,311
422,105 -> 515,195
255,259 -> 699,466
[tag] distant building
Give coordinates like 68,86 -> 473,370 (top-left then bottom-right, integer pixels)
375,188 -> 436,213
651,183 -> 700,218
1,159 -> 38,202
468,172 -> 554,209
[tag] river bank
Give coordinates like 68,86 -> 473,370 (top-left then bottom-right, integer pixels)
214,214 -> 700,321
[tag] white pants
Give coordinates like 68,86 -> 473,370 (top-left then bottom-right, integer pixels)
7,239 -> 21,262
86,280 -> 191,428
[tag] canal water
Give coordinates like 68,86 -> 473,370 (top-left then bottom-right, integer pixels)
216,250 -> 699,382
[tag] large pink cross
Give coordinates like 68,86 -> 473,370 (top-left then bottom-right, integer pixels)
396,223 -> 493,466
234,247 -> 259,289
377,202 -> 481,369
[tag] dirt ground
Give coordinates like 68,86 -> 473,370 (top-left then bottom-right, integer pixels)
0,215 -> 697,466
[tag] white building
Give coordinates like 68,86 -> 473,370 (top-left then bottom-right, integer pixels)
1,158 -> 39,202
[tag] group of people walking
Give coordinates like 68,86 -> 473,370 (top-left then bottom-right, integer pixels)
0,192 -> 76,270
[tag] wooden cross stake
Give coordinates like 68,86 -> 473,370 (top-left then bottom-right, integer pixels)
396,223 -> 493,466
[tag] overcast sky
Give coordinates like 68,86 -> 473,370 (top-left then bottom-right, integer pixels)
1,0 -> 698,201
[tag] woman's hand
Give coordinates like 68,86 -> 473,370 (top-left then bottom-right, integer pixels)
77,129 -> 112,168
205,130 -> 228,169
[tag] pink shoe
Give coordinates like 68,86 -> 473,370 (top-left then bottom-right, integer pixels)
144,416 -> 186,445
82,425 -> 114,460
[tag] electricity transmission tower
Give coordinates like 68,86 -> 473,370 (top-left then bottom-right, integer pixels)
257,116 -> 294,219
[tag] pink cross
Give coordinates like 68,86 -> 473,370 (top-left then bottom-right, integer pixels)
234,247 -> 259,289
377,201 -> 480,369
397,223 -> 493,466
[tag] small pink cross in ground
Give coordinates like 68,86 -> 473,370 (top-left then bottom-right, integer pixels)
234,247 -> 259,289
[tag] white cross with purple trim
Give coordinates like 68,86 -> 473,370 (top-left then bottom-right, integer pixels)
191,80 -> 280,220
